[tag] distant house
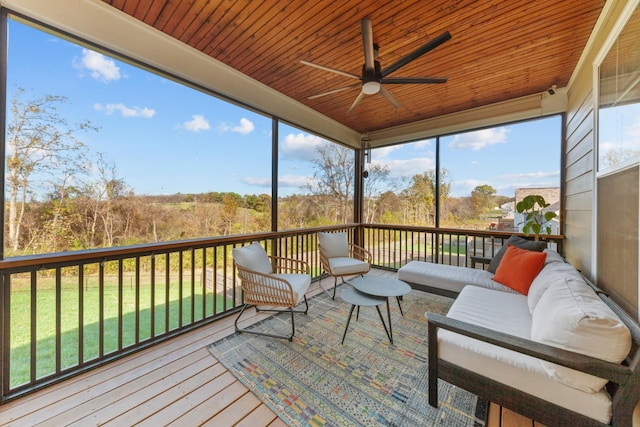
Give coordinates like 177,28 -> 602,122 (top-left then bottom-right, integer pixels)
514,187 -> 560,235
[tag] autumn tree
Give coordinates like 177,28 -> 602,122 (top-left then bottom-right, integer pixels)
220,194 -> 240,235
470,184 -> 497,217
6,88 -> 97,252
362,162 -> 392,223
306,143 -> 355,223
401,169 -> 450,225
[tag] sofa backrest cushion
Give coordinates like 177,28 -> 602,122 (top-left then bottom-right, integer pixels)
318,232 -> 349,258
543,248 -> 565,265
531,277 -> 632,393
232,242 -> 273,274
527,260 -> 584,314
487,235 -> 547,273
492,244 -> 547,295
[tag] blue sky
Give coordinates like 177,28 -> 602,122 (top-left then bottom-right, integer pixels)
6,19 -> 561,199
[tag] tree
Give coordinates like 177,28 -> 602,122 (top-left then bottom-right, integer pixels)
401,169 -> 450,225
363,163 -> 392,223
306,143 -> 355,223
6,88 -> 97,251
470,184 -> 496,216
220,194 -> 239,235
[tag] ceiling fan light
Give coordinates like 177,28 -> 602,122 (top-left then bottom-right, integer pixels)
362,81 -> 381,95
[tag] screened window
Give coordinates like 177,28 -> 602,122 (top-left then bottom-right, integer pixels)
5,18 -> 272,255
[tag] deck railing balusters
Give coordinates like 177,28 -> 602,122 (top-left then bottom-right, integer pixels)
0,225 -> 562,402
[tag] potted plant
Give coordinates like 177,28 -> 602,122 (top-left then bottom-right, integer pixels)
516,194 -> 558,241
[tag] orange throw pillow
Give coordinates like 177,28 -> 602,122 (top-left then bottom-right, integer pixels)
492,244 -> 547,295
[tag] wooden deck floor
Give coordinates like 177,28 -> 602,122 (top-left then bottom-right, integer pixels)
0,270 -> 541,427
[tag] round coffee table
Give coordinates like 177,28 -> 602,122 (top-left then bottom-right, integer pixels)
339,287 -> 391,344
347,276 -> 412,344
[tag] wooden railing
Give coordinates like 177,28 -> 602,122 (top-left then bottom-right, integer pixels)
0,224 -> 562,402
360,224 -> 563,270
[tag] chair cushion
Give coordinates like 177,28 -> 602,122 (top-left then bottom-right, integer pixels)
232,242 -> 273,274
492,245 -> 547,295
531,277 -> 632,393
487,235 -> 547,273
273,273 -> 311,305
327,257 -> 369,275
318,232 -> 349,258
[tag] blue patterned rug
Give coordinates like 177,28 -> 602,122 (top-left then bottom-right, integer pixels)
208,287 -> 488,426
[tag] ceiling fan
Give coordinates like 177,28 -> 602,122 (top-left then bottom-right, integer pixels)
301,19 -> 451,112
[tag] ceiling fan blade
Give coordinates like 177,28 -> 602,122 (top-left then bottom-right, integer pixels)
361,18 -> 375,73
308,83 -> 361,99
381,31 -> 452,78
300,60 -> 360,80
382,77 -> 448,84
348,91 -> 366,113
380,86 -> 401,109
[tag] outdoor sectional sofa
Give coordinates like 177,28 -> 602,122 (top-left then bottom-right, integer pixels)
397,237 -> 640,426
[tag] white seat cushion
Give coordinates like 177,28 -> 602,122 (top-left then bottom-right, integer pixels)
232,242 -> 273,274
397,260 -> 516,294
327,257 -> 369,275
273,273 -> 311,305
437,286 -> 613,424
531,277 -> 632,393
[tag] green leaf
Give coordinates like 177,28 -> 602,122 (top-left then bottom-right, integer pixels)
531,223 -> 541,236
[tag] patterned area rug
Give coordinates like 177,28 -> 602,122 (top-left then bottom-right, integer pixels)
208,286 -> 488,426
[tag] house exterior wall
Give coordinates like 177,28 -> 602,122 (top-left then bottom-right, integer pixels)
564,0 -> 632,279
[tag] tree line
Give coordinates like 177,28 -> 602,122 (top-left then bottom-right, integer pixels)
5,89 -> 510,256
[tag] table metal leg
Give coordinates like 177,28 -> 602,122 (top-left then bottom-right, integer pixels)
396,296 -> 404,316
341,304 -> 356,345
375,305 -> 392,344
385,298 -> 393,345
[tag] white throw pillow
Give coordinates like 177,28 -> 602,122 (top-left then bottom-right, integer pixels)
232,242 -> 273,274
318,232 -> 349,258
531,277 -> 632,393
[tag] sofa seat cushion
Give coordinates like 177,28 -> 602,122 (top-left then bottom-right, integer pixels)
437,286 -> 613,424
531,277 -> 632,393
398,260 -> 516,294
326,256 -> 369,276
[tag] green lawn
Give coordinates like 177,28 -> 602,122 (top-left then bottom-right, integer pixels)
9,276 -> 236,388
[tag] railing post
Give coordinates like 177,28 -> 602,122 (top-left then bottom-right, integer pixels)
1,273 -> 8,402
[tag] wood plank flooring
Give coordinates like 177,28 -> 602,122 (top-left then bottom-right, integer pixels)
0,269 -> 538,426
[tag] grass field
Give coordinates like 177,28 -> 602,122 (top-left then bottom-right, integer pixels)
9,275 -> 237,388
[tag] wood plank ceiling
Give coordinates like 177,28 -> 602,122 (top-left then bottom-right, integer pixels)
101,0 -> 605,136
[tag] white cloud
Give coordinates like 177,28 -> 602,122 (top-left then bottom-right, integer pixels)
94,103 -> 155,118
218,117 -> 255,135
74,49 -> 121,82
280,132 -> 328,161
449,127 -> 508,151
413,139 -> 433,149
371,145 -> 399,160
279,175 -> 311,187
378,157 -> 435,179
183,115 -> 211,132
241,174 -> 310,189
498,170 -> 560,180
